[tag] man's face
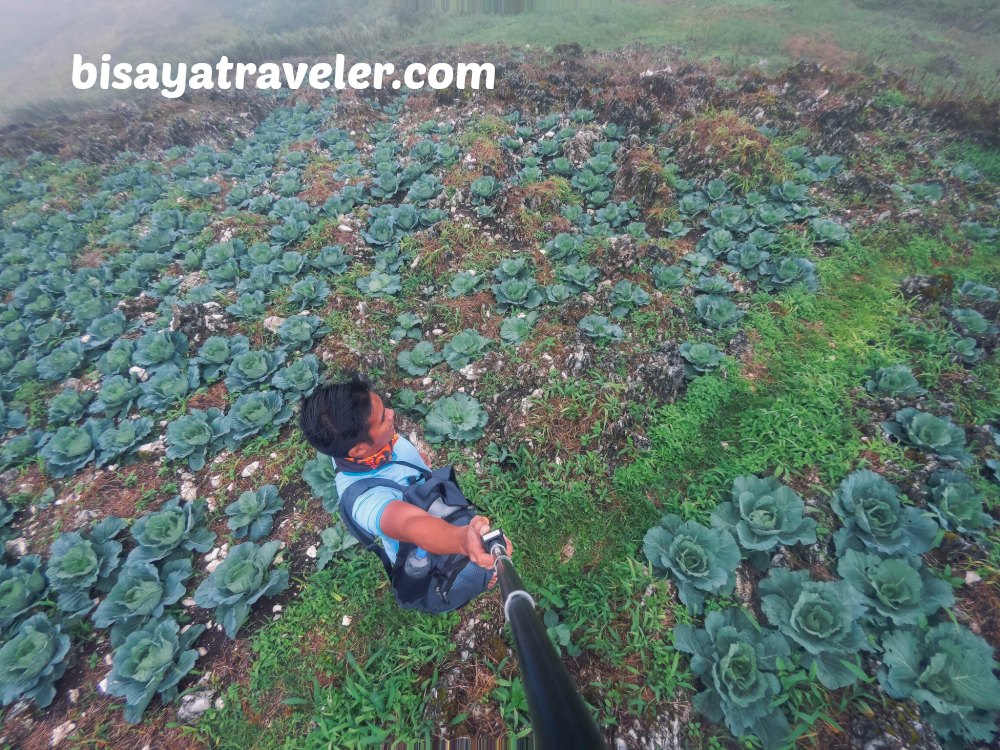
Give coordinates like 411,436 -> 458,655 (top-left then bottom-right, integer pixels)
348,391 -> 395,458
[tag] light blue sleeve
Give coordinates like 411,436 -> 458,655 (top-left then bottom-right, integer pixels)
351,486 -> 401,536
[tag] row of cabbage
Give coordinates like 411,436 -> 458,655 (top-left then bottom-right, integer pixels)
644,348 -> 1000,748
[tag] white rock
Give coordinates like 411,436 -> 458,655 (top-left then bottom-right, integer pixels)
262,316 -> 285,334
204,548 -> 219,562
338,224 -> 352,232
966,571 -> 983,585
97,677 -> 109,694
269,452 -> 278,459
180,480 -> 198,502
210,475 -> 222,489
305,545 -> 317,559
68,689 -> 79,705
241,461 -> 260,478
51,720 -> 76,746
183,597 -> 197,607
272,604 -> 283,613
177,689 -> 215,724
342,615 -> 353,627
128,366 -> 149,382
104,653 -> 113,666
214,697 -> 225,710
206,559 -> 222,573
274,554 -> 284,564
198,647 -> 208,657
4,538 -> 28,557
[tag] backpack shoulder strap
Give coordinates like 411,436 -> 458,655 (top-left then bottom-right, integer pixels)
337,476 -> 407,579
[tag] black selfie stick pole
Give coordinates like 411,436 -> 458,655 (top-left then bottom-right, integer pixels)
481,529 -> 606,750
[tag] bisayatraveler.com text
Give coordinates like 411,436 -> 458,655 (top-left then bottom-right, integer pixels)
71,54 -> 496,98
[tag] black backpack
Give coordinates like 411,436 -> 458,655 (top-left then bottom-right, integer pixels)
336,460 -> 486,614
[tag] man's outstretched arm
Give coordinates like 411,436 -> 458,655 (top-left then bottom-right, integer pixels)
379,501 -> 509,568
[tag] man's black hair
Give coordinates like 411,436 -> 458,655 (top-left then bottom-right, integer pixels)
298,372 -> 374,458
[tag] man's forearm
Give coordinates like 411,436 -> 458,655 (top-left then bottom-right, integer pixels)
384,508 -> 467,556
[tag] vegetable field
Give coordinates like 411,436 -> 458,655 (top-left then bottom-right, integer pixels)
0,43 -> 998,750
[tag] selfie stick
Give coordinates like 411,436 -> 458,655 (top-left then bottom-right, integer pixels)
481,529 -> 606,750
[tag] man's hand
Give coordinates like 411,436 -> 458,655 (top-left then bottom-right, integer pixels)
461,515 -> 513,569
380,503 -> 513,570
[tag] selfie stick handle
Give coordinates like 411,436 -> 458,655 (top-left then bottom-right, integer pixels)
483,531 -> 606,750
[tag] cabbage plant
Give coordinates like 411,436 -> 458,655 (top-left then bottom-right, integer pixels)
424,393 -> 488,444
92,558 -> 193,647
831,469 -> 939,556
609,280 -> 650,318
651,264 -> 686,290
36,339 -> 87,381
96,417 -> 155,468
39,418 -> 107,478
106,617 -> 206,722
90,373 -> 144,419
926,468 -> 994,537
225,485 -> 284,541
500,313 -> 537,346
390,313 -> 422,341
880,623 -> 1000,748
643,514 -> 739,614
449,271 -> 484,297
758,257 -> 819,293
166,407 -> 230,471
276,315 -> 329,351
809,218 -> 850,244
578,314 -> 624,343
302,455 -> 339,514
398,341 -> 443,376
836,550 -> 953,627
193,540 -> 289,638
674,608 -> 791,749
226,349 -> 287,393
0,613 -> 70,709
0,556 -> 47,632
356,271 -> 402,298
47,388 -> 95,426
680,341 -> 723,378
881,408 -> 973,466
48,516 -> 127,616
492,278 -> 543,311
127,498 -> 216,565
315,523 -> 361,571
193,334 -> 251,382
710,475 -> 816,566
442,329 -> 492,369
131,329 -> 189,374
137,364 -> 200,413
271,354 -> 321,399
222,390 -> 294,450
695,295 -> 744,330
758,568 -> 869,689
863,365 -> 926,398
286,275 -> 330,312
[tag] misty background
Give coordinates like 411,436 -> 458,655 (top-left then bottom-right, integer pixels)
0,0 -> 997,125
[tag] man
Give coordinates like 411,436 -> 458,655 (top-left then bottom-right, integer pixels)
299,373 -> 512,610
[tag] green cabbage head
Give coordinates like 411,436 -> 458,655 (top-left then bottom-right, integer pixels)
674,608 -> 791,749
881,408 -> 973,466
759,568 -> 870,689
831,469 -> 939,556
880,623 -> 1000,748
837,550 -> 953,627
710,475 -> 817,568
926,469 -> 994,538
643,514 -> 739,614
193,540 -> 289,638
0,613 -> 70,709
106,617 -> 206,723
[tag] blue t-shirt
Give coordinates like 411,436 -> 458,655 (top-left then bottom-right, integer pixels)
333,436 -> 430,564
